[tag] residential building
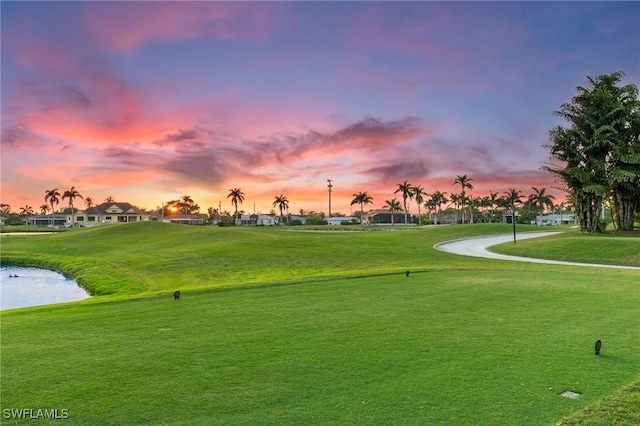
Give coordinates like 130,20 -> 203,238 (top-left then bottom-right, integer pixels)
531,214 -> 575,226
79,202 -> 150,225
326,216 -> 360,225
370,210 -> 411,224
164,214 -> 205,225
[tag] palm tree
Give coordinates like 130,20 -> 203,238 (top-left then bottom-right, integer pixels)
528,187 -> 556,226
504,188 -> 524,215
453,174 -> 474,223
84,197 -> 94,209
19,205 -> 34,215
449,193 -> 463,223
383,198 -> 402,225
350,191 -> 373,225
504,187 -> 524,242
227,188 -> 245,223
19,205 -> 34,225
395,180 -> 413,224
44,188 -> 61,226
428,191 -> 448,225
272,194 -> 289,225
488,191 -> 500,222
468,196 -> 481,224
40,204 -> 50,215
104,196 -> 116,203
556,201 -> 567,225
412,184 -> 426,225
179,194 -> 195,214
62,186 -> 83,227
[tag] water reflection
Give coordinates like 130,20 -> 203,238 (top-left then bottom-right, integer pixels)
0,265 -> 90,310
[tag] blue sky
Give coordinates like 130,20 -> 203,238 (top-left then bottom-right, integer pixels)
2,1 -> 638,215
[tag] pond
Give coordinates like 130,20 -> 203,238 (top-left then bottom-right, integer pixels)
0,265 -> 90,310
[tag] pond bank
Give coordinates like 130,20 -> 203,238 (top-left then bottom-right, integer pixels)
0,265 -> 90,310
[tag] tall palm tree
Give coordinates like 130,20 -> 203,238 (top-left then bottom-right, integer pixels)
19,205 -> 34,224
350,191 -> 373,225
488,191 -> 500,222
504,187 -> 523,242
453,174 -> 474,223
428,191 -> 448,225
394,180 -> 413,224
449,193 -> 463,223
504,188 -> 524,215
556,201 -> 567,225
44,188 -> 61,226
468,196 -> 481,224
383,198 -> 402,225
272,194 -> 289,225
180,194 -> 195,214
227,188 -> 245,223
412,184 -> 426,225
62,186 -> 83,227
528,187 -> 556,226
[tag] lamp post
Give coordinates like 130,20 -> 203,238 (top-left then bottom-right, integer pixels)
327,179 -> 333,218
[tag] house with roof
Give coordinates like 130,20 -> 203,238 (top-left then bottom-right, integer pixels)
25,214 -> 69,227
256,214 -> 279,226
78,202 -> 150,225
326,216 -> 360,225
288,215 -> 307,225
370,210 -> 411,224
163,214 -> 205,225
531,213 -> 575,226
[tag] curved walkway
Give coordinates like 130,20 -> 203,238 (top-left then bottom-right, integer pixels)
434,231 -> 640,271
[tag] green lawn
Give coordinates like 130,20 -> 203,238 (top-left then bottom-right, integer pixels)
1,223 -> 638,425
491,230 -> 640,267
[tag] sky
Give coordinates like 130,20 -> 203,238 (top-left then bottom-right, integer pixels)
1,1 -> 639,216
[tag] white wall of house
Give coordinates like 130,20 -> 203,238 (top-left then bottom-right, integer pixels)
532,214 -> 575,226
326,216 -> 359,225
256,215 -> 278,226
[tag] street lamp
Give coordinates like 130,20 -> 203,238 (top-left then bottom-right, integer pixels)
327,179 -> 333,218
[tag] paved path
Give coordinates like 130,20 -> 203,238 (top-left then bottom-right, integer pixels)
434,232 -> 640,271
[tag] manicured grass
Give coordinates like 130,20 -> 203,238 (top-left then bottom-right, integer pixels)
555,378 -> 640,426
0,222 -> 553,297
1,223 -> 639,425
490,231 -> 640,267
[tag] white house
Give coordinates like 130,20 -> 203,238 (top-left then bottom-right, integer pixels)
256,214 -> 279,226
164,214 -> 205,225
80,202 -> 150,225
26,202 -> 149,227
326,216 -> 359,225
531,214 -> 575,226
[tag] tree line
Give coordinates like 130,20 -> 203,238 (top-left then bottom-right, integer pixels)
3,72 -> 636,231
546,71 -> 639,232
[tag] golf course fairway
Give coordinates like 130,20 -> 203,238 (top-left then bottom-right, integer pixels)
1,222 -> 638,425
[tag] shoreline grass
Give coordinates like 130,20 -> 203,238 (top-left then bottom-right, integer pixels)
1,223 -> 638,425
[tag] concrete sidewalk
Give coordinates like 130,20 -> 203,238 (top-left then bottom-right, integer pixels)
434,232 -> 640,271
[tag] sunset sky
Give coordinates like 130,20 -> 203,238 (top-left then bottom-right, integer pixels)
2,1 -> 639,216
